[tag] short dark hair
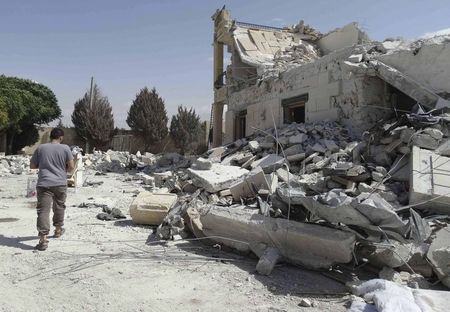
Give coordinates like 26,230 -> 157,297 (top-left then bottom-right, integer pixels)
50,128 -> 64,140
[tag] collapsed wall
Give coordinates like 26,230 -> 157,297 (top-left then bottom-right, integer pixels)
225,46 -> 392,142
223,20 -> 450,145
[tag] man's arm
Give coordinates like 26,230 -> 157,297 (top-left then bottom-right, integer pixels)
66,159 -> 75,174
30,148 -> 39,169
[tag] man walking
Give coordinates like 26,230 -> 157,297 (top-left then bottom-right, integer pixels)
30,128 -> 74,251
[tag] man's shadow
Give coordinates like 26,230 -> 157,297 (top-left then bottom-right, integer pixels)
0,235 -> 37,250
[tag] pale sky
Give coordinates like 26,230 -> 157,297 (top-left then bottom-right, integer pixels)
1,0 -> 449,128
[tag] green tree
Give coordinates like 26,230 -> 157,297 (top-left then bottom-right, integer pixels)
127,87 -> 168,151
0,96 -> 8,130
71,84 -> 114,151
169,105 -> 202,155
0,75 -> 60,154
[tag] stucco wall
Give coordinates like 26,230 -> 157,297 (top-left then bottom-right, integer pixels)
223,46 -> 393,143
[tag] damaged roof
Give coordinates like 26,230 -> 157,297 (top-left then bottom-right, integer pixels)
232,21 -> 321,68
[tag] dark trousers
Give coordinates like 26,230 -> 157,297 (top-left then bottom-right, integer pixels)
36,186 -> 67,236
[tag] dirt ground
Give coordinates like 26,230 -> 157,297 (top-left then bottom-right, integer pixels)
0,170 -> 350,312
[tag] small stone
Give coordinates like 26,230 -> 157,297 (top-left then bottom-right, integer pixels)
248,140 -> 260,152
375,166 -> 388,175
358,182 -> 374,193
372,171 -> 384,182
298,298 -> 312,307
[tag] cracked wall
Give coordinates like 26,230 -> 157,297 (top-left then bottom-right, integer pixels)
224,47 -> 391,143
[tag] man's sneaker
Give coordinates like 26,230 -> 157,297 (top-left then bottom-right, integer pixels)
54,227 -> 65,238
35,236 -> 49,251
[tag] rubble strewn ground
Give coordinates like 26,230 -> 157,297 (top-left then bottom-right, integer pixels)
0,172 -> 349,312
1,107 -> 450,311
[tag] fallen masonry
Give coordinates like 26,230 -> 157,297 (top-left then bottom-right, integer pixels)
7,106 -> 450,299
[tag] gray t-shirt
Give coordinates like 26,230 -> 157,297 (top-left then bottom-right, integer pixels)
31,143 -> 74,187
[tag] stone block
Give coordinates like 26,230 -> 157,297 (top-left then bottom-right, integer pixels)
188,164 -> 249,193
129,192 -> 178,225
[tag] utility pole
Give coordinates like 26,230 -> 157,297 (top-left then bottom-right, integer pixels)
86,76 -> 94,153
89,76 -> 94,109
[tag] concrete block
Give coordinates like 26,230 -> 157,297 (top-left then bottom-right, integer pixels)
427,228 -> 450,289
286,153 -> 306,162
248,140 -> 260,152
207,146 -> 226,159
154,171 -> 173,187
410,146 -> 450,213
289,133 -> 307,144
311,143 -> 326,154
348,54 -> 363,63
412,133 -> 440,150
284,144 -> 304,156
188,164 -> 249,193
322,139 -> 340,153
192,157 -> 212,170
198,205 -> 356,269
276,168 -> 296,183
256,247 -> 281,276
230,167 -> 272,201
129,192 -> 178,225
435,139 -> 450,156
251,154 -> 285,173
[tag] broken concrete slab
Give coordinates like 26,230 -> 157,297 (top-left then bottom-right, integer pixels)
435,139 -> 450,156
276,168 -> 297,183
250,154 -> 285,173
409,146 -> 450,213
426,227 -> 450,289
197,205 -> 356,269
229,167 -> 272,201
129,192 -> 178,225
368,241 -> 419,268
188,164 -> 249,193
412,133 -> 440,150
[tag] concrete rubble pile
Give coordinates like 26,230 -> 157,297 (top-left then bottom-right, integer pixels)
0,154 -> 33,176
135,109 -> 450,291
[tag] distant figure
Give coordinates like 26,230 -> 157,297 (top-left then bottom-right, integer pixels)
30,128 -> 75,251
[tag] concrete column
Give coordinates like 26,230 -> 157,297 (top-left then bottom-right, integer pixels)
212,101 -> 224,147
213,42 -> 224,85
212,41 -> 224,147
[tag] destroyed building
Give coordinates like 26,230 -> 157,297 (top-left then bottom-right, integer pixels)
210,8 -> 450,147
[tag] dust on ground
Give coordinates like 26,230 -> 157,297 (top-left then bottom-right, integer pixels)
0,171 -> 349,312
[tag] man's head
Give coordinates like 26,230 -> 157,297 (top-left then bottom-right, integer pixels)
50,128 -> 64,142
